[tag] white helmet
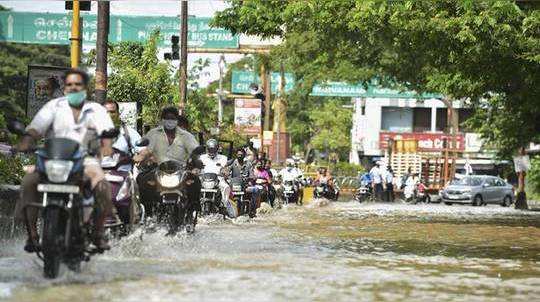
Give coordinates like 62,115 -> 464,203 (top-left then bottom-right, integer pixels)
286,158 -> 295,167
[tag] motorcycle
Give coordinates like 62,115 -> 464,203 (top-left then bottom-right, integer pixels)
354,183 -> 372,203
14,124 -> 119,279
314,182 -> 340,201
101,152 -> 145,236
281,179 -> 300,205
155,160 -> 198,235
230,176 -> 249,216
200,172 -> 222,216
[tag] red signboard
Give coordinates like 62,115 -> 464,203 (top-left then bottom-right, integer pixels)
379,132 -> 465,151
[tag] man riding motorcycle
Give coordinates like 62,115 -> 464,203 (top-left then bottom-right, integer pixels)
15,69 -> 115,251
134,107 -> 200,217
314,167 -> 339,200
227,148 -> 259,217
278,159 -> 303,205
199,139 -> 235,217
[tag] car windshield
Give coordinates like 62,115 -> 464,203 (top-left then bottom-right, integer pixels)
450,177 -> 482,186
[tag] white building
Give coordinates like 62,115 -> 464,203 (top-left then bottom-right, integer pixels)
350,97 -> 485,165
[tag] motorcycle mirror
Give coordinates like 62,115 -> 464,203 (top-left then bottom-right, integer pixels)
7,120 -> 26,136
136,138 -> 150,147
101,128 -> 120,139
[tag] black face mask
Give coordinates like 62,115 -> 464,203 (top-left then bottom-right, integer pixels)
237,154 -> 245,161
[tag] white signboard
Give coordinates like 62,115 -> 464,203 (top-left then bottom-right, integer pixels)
234,98 -> 262,135
513,155 -> 530,173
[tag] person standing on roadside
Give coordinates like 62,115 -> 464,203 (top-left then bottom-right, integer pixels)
370,162 -> 384,202
384,166 -> 395,202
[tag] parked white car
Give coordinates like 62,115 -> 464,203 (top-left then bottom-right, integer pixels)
439,176 -> 514,206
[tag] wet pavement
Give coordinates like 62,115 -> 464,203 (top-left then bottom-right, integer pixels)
1,200 -> 539,301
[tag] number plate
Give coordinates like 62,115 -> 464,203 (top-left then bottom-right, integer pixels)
447,194 -> 460,200
37,184 -> 79,194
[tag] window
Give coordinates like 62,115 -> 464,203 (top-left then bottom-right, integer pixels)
413,108 -> 431,132
381,107 -> 413,132
436,108 -> 448,132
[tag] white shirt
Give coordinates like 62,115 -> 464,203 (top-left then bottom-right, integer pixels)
113,125 -> 142,155
200,153 -> 228,174
279,167 -> 301,181
27,97 -> 114,145
370,166 -> 383,184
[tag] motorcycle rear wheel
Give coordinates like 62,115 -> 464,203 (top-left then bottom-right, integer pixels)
42,207 -> 63,279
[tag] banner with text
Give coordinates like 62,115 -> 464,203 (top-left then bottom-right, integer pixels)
379,132 -> 465,152
231,70 -> 295,94
0,11 -> 238,48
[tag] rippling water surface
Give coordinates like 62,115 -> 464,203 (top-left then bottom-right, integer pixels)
1,201 -> 539,301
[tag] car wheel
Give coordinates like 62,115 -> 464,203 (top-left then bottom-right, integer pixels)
472,195 -> 483,206
501,195 -> 512,207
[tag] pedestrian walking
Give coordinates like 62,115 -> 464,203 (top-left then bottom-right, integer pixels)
385,166 -> 395,202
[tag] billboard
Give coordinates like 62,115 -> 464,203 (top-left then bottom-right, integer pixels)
379,132 -> 465,152
234,99 -> 262,135
26,65 -> 70,118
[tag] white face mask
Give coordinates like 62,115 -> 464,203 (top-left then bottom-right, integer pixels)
162,119 -> 178,130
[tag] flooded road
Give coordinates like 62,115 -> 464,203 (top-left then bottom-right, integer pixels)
1,201 -> 540,301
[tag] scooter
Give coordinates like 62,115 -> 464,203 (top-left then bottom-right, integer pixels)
101,152 -> 145,236
354,183 -> 372,203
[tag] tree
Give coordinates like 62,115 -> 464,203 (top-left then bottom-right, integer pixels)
213,0 -> 540,206
309,99 -> 352,160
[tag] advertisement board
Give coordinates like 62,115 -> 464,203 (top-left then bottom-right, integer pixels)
379,132 -> 465,152
234,99 -> 262,135
26,65 -> 70,118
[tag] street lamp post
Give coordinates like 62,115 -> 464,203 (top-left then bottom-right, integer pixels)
217,54 -> 226,133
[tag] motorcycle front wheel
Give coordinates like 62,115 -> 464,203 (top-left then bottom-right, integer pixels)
42,207 -> 64,279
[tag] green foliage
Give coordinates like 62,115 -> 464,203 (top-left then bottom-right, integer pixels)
528,155 -> 540,198
214,0 -> 540,157
333,161 -> 365,177
0,156 -> 26,185
108,31 -> 175,127
308,99 -> 352,160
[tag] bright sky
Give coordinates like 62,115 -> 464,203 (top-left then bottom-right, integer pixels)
0,0 -> 246,87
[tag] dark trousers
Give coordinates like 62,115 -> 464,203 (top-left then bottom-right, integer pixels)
374,183 -> 384,201
384,183 -> 394,202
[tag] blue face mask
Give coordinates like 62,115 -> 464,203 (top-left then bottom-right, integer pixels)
66,90 -> 87,107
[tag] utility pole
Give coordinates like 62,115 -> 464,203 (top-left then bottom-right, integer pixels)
95,1 -> 110,104
69,0 -> 81,68
179,0 -> 188,114
217,54 -> 226,133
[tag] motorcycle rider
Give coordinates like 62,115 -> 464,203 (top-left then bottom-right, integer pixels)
15,69 -> 115,251
134,106 -> 200,216
228,148 -> 260,217
103,100 -> 141,171
199,139 -> 231,212
103,100 -> 141,224
315,167 -> 335,191
253,159 -> 271,207
278,158 -> 303,203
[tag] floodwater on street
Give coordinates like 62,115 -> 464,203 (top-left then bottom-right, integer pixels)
1,200 -> 539,302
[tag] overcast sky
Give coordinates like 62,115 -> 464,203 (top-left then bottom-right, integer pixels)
0,0 -> 246,87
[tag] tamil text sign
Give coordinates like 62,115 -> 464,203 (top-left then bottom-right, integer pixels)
231,70 -> 295,94
234,99 -> 262,135
311,81 -> 442,98
0,11 -> 238,48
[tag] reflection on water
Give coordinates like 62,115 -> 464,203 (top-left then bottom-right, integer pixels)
1,201 -> 539,301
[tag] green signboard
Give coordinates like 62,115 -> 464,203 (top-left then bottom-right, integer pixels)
311,81 -> 442,99
311,82 -> 368,97
0,11 -> 239,48
231,70 -> 295,94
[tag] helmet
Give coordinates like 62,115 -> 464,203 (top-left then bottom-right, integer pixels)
206,139 -> 218,158
286,158 -> 294,167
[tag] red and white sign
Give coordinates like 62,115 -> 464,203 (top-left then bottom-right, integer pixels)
234,99 -> 262,135
379,132 -> 465,151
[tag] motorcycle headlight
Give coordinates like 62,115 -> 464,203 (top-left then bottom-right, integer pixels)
232,184 -> 243,191
45,160 -> 73,183
202,181 -> 216,189
159,173 -> 180,188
